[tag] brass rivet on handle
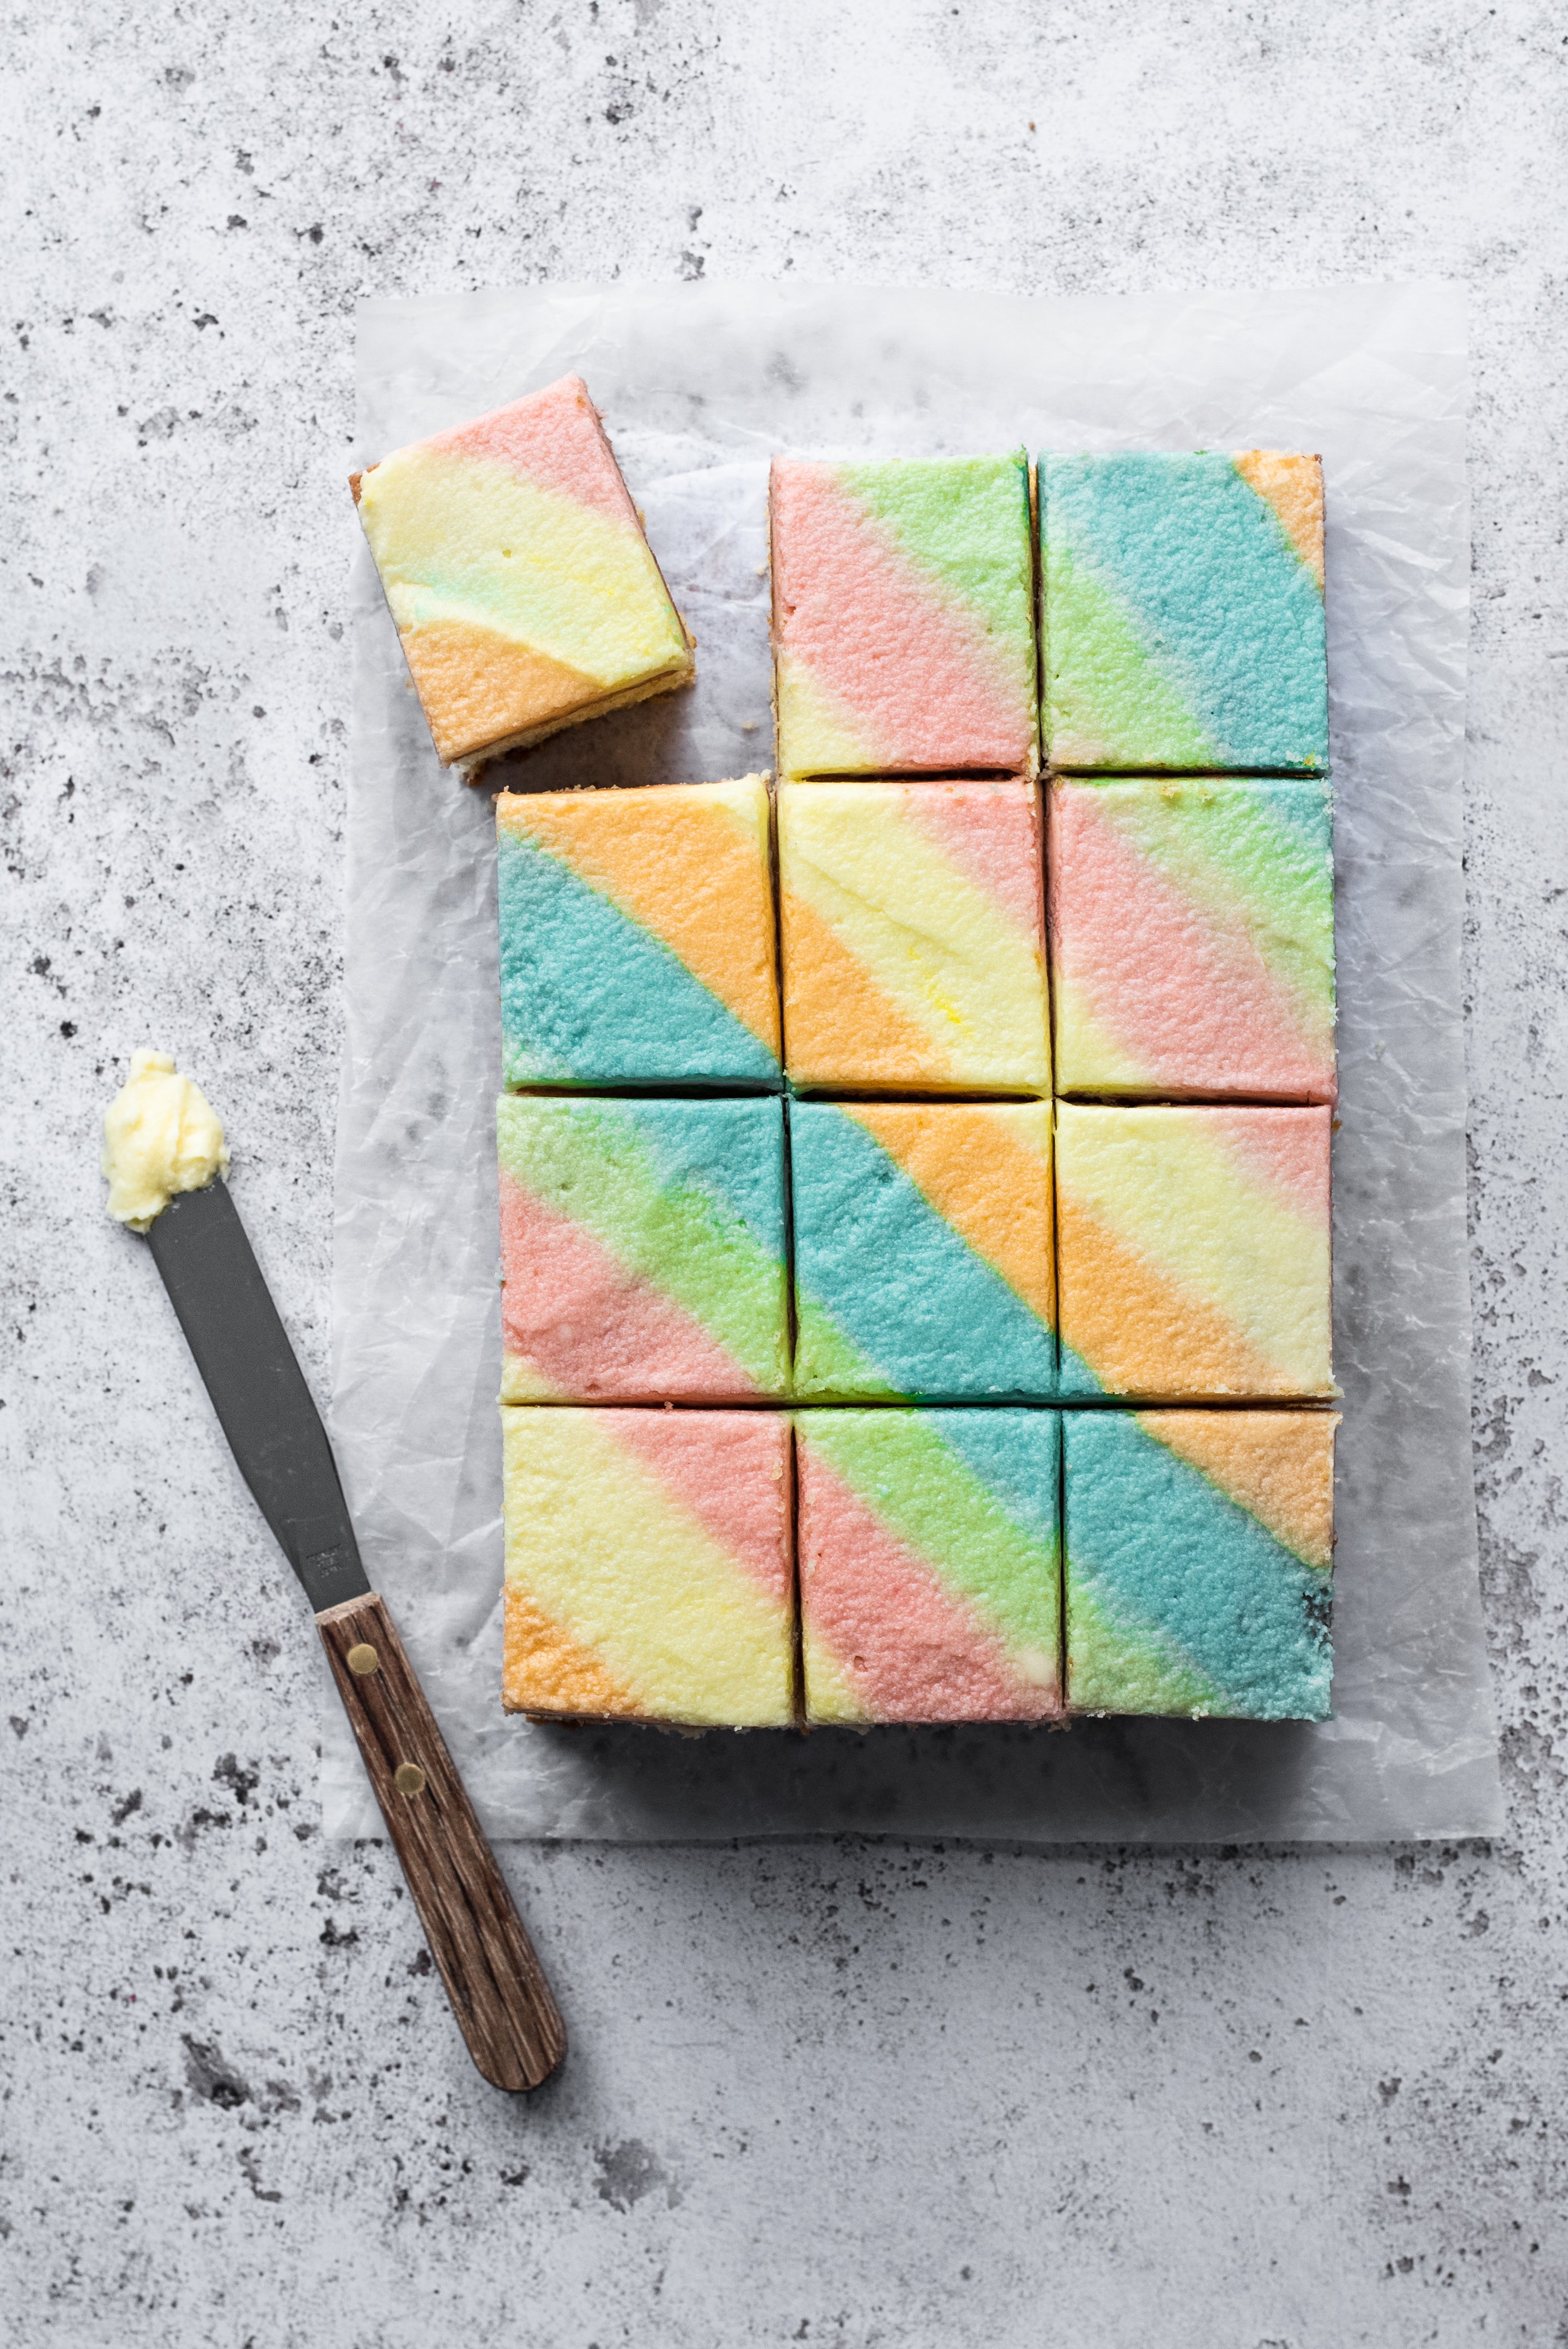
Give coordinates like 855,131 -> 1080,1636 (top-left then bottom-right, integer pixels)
394,1762 -> 427,1796
347,1643 -> 380,1677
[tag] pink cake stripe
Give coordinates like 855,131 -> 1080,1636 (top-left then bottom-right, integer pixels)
499,1174 -> 759,1399
803,1458 -> 1046,1720
1213,1108 -> 1332,1223
777,470 -> 1023,769
434,376 -> 636,527
1055,792 -> 1330,1096
905,782 -> 1043,937
612,1410 -> 792,1602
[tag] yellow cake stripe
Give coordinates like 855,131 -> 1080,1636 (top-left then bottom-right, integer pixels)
780,792 -> 1050,1088
781,888 -> 947,1083
500,780 -> 781,1052
774,650 -> 880,776
362,449 -> 690,684
1055,1105 -> 1329,1382
503,1581 -> 644,1716
1056,1193 -> 1287,1396
1050,972 -> 1151,1093
500,1409 -> 792,1727
844,1101 -> 1056,1326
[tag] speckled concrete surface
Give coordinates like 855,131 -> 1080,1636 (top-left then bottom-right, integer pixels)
5,4 -> 1567,2342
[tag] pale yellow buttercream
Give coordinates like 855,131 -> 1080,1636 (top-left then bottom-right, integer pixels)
102,1051 -> 229,1231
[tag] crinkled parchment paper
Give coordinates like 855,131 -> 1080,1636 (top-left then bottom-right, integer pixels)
329,280 -> 1500,1843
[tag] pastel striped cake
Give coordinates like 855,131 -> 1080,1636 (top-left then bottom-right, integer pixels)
789,1101 -> 1055,1399
497,777 -> 782,1088
497,1096 -> 788,1403
777,780 -> 1050,1092
1049,778 -> 1336,1103
501,1407 -> 795,1727
796,1409 -> 1061,1723
1040,451 -> 1328,773
353,373 -> 693,773
770,455 -> 1038,779
1055,1103 -> 1333,1399
1063,1408 -> 1336,1719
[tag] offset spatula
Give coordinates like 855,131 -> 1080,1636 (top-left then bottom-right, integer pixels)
144,1176 -> 566,2092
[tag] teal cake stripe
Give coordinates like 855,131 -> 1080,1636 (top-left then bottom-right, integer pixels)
1043,453 -> 1329,770
610,1096 -> 786,1257
1062,1411 -> 1332,1718
928,1406 -> 1061,1558
790,1105 -> 1058,1400
1057,1340 -> 1105,1400
498,831 -> 781,1087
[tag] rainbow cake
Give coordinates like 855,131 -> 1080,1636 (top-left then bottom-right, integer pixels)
789,1101 -> 1055,1399
497,777 -> 782,1088
501,1407 -> 794,1727
777,780 -> 1050,1092
353,373 -> 693,774
1049,778 -> 1336,1103
1063,1408 -> 1336,1718
770,455 -> 1037,779
497,1096 -> 788,1403
795,1409 -> 1061,1723
1055,1103 -> 1333,1399
1040,451 -> 1328,773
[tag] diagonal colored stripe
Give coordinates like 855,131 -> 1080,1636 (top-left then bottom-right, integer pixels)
401,619 -> 602,764
1063,1410 -> 1332,1718
1055,1192 -> 1296,1398
798,1451 -> 1058,1723
499,830 -> 780,1085
1066,1570 -> 1220,1717
504,1580 -> 646,1717
1231,451 -> 1325,588
836,453 -> 1035,649
775,651 -> 883,776
1048,787 -> 1336,1100
902,776 -> 1045,938
437,377 -> 641,527
845,1101 -> 1056,1327
498,1173 -> 763,1401
780,886 -> 950,1087
501,1408 -> 792,1726
1138,1409 -> 1338,1572
789,1107 -> 1054,1400
1042,536 -> 1217,769
499,782 -> 781,1057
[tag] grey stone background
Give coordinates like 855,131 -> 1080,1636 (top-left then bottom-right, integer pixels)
4,2 -> 1565,2341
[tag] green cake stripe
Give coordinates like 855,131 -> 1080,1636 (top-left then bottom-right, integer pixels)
837,454 -> 1034,644
496,1096 -> 786,1381
1043,539 -> 1217,767
800,1407 -> 1059,1655
1065,1572 -> 1221,1716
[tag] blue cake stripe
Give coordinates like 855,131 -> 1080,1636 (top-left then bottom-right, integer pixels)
1063,1410 -> 1332,1717
791,1105 -> 1058,1399
498,831 -> 781,1086
612,1096 -> 786,1255
926,1406 -> 1061,1556
1046,454 -> 1328,770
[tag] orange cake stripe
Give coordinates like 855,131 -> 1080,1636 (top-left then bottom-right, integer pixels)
400,617 -> 602,764
845,1103 -> 1055,1326
1231,452 -> 1325,589
1056,1192 -> 1286,1396
1139,1407 -> 1338,1570
508,792 -> 780,1051
503,1581 -> 646,1717
780,888 -> 955,1086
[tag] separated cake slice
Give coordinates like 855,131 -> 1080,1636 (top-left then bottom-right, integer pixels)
1063,1407 -> 1337,1720
497,1095 -> 789,1404
1040,451 -> 1328,773
789,1101 -> 1056,1400
353,373 -> 694,775
796,1408 -> 1062,1724
501,1407 -> 795,1728
777,779 -> 1050,1093
497,775 -> 782,1088
1049,777 -> 1336,1104
770,453 -> 1038,779
1054,1103 -> 1333,1401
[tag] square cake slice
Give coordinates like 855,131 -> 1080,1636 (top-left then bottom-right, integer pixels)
1063,1408 -> 1337,1719
501,1407 -> 794,1727
777,779 -> 1050,1092
790,1101 -> 1056,1400
497,776 -> 782,1088
1040,451 -> 1328,773
770,454 -> 1038,779
1055,1103 -> 1333,1400
499,1095 -> 788,1403
797,1409 -> 1061,1723
1049,778 -> 1336,1103
353,373 -> 693,774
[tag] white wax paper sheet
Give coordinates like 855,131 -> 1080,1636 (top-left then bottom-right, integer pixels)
329,279 -> 1500,1844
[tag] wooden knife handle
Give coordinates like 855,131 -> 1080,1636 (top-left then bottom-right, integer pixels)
317,1592 -> 566,2091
